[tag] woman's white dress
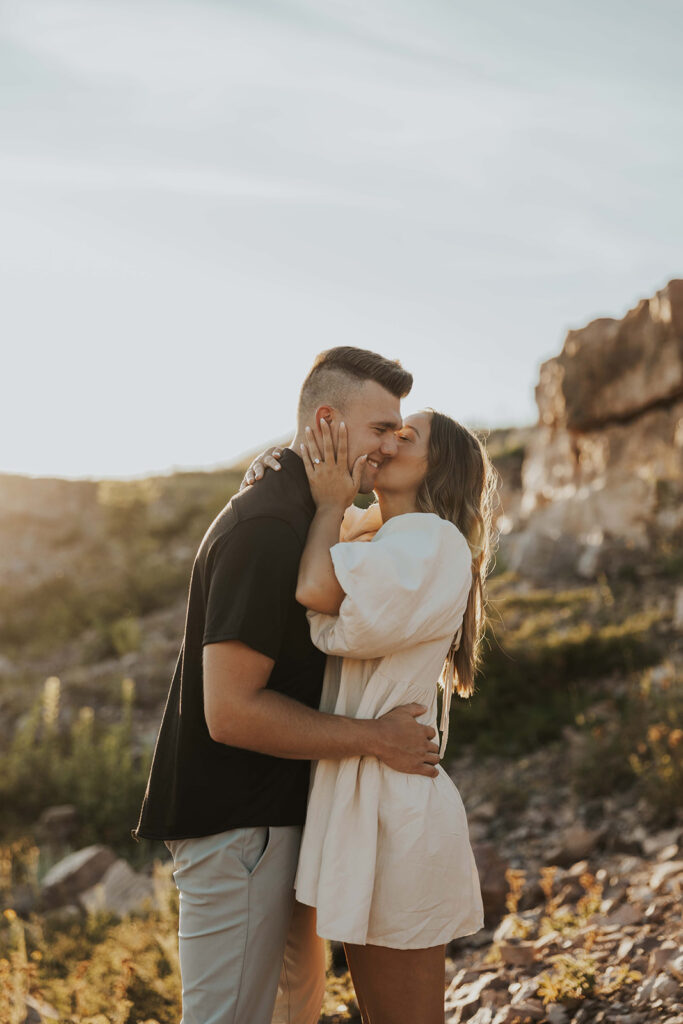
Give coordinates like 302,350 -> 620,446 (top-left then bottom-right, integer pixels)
294,508 -> 485,949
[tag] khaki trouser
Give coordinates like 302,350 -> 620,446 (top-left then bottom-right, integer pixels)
166,826 -> 326,1024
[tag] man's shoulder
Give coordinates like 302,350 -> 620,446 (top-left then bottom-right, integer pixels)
199,479 -> 306,562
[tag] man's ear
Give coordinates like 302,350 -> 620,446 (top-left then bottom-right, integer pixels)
314,406 -> 335,431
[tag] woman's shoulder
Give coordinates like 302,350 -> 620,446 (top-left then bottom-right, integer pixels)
377,511 -> 469,552
340,502 -> 383,542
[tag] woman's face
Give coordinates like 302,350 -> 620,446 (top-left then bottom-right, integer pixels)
372,411 -> 431,496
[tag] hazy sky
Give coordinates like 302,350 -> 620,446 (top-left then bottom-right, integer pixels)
3,0 -> 682,478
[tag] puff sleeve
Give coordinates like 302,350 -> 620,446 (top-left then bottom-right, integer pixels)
307,514 -> 472,659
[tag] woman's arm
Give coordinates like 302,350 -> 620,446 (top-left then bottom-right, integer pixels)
295,420 -> 367,615
296,505 -> 347,614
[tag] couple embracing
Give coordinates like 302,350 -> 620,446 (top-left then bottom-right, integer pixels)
133,346 -> 497,1024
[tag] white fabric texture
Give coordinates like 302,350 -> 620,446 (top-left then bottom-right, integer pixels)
294,510 -> 485,949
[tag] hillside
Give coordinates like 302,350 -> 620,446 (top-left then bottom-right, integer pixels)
1,281 -> 682,1023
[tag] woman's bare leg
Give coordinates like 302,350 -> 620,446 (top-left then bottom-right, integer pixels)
344,942 -> 446,1024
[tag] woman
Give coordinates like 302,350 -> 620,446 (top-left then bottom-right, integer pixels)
248,409 -> 497,1024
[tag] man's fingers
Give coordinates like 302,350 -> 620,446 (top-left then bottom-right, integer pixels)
405,704 -> 427,718
416,765 -> 439,778
422,726 -> 437,741
423,752 -> 440,765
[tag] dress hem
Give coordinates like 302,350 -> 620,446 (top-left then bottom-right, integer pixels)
296,894 -> 485,949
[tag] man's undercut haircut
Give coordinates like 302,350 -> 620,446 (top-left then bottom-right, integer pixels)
298,347 -> 413,422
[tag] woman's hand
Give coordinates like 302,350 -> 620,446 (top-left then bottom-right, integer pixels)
300,420 -> 366,510
239,446 -> 283,490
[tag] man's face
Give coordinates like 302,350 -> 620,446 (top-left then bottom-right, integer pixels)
327,380 -> 403,493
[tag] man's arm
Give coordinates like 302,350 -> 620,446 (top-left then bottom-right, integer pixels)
203,641 -> 440,777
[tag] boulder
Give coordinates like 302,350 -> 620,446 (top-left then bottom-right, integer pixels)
641,826 -> 681,857
521,400 -> 683,547
40,845 -> 117,910
537,280 -> 683,431
78,858 -> 155,916
497,939 -> 536,968
594,901 -> 644,927
545,1006 -> 569,1024
445,971 -> 499,1018
652,972 -> 680,1000
465,1010 -> 494,1024
546,823 -> 602,866
509,977 -> 540,1005
649,860 -> 683,891
667,954 -> 683,982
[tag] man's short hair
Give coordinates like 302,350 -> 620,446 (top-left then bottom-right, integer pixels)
298,346 -> 413,422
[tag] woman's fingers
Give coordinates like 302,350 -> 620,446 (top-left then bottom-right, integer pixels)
300,442 -> 316,480
240,446 -> 283,489
305,425 -> 323,463
351,453 -> 368,490
319,418 -> 335,463
337,420 -> 348,467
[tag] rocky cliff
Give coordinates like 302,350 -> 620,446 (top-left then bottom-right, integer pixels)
501,280 -> 683,581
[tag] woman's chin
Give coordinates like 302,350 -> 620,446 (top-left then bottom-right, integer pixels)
371,468 -> 393,490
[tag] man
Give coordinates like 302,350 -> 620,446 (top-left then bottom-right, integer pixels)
133,347 -> 441,1024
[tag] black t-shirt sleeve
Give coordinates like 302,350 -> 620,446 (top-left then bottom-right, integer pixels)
202,517 -> 301,660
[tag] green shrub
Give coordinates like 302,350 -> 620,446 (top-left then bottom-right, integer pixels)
446,583 -> 665,756
0,867 -> 181,1024
572,663 -> 683,824
0,678 -> 151,852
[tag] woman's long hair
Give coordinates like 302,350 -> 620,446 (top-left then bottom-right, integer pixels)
415,410 -> 499,699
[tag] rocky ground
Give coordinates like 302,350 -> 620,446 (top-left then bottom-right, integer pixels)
5,733 -> 680,1024
435,742 -> 683,1024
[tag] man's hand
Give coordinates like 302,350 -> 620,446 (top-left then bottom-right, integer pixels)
372,704 -> 441,778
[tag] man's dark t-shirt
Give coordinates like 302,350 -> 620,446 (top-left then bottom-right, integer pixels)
133,449 -> 326,841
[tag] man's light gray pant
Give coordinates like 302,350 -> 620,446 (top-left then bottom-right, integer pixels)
166,826 -> 326,1024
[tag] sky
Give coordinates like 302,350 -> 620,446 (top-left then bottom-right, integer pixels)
2,0 -> 682,479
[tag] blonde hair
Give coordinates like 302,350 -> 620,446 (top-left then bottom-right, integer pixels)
415,411 -> 499,700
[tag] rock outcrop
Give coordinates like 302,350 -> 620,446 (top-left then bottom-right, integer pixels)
502,279 -> 683,580
40,843 -> 155,916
